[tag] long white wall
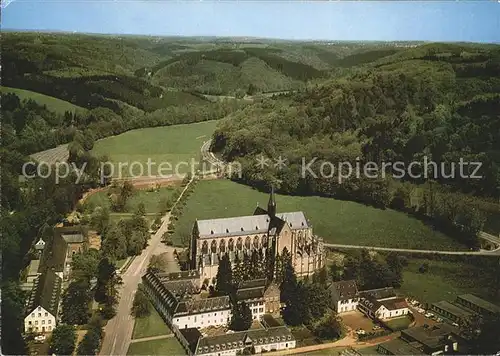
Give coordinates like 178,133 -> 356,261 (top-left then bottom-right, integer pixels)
173,309 -> 231,329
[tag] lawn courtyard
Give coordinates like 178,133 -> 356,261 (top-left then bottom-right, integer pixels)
170,179 -> 468,250
132,303 -> 171,340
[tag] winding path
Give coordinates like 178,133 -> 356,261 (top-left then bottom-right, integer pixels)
324,243 -> 500,256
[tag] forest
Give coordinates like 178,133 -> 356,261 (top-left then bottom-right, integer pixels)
1,33 -> 499,354
212,42 -> 500,247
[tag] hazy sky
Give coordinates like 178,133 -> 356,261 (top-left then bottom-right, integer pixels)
2,1 -> 499,43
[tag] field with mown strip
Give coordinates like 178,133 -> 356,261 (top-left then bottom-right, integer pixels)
85,184 -> 181,214
399,257 -> 499,304
30,144 -> 69,164
170,179 -> 468,251
92,120 -> 218,177
0,86 -> 88,114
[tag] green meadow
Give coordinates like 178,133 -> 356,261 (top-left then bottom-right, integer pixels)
0,86 -> 88,114
171,179 -> 467,251
92,121 -> 218,177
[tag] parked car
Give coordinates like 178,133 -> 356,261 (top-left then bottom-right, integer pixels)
425,313 -> 435,318
436,317 -> 443,322
373,325 -> 381,330
34,335 -> 46,343
452,322 -> 459,327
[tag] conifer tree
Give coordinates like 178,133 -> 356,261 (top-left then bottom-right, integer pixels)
279,248 -> 296,303
215,254 -> 233,296
229,301 -> 253,331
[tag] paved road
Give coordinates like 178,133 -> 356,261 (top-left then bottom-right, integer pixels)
479,231 -> 500,247
324,243 -> 500,256
200,139 -> 221,167
99,177 -> 192,356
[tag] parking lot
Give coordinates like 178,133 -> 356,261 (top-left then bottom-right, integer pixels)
406,299 -> 440,326
340,311 -> 378,333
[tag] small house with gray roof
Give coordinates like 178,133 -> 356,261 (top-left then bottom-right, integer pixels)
24,270 -> 62,334
377,338 -> 426,355
328,280 -> 359,313
37,226 -> 88,280
234,279 -> 281,320
455,294 -> 500,317
400,323 -> 463,354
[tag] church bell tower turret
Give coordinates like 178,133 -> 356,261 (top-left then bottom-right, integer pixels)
267,186 -> 277,218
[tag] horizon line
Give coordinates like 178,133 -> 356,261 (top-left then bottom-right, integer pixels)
3,29 -> 499,44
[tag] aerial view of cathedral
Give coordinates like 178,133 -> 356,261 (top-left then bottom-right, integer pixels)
190,188 -> 326,283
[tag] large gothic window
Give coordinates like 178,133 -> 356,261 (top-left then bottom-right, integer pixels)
220,239 -> 226,254
236,237 -> 243,251
245,236 -> 251,250
228,238 -> 234,252
262,235 -> 268,248
211,240 -> 218,254
201,241 -> 208,254
253,236 -> 260,249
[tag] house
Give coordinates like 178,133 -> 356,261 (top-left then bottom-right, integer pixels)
358,286 -> 396,300
24,270 -> 62,333
235,279 -> 280,320
328,280 -> 359,313
377,298 -> 410,319
455,294 -> 500,317
377,338 -> 425,355
193,326 -> 295,356
161,270 -> 202,289
37,226 -> 88,280
174,297 -> 232,329
357,296 -> 409,320
21,259 -> 42,291
430,301 -> 475,324
142,270 -> 231,329
400,323 -> 462,355
357,296 -> 383,319
263,283 -> 280,315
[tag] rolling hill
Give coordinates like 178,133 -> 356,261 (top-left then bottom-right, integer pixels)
0,86 -> 88,114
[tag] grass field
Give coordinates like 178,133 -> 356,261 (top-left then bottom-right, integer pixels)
0,86 -> 88,114
171,179 -> 467,251
132,304 -> 171,340
92,121 -> 218,177
127,337 -> 185,355
399,258 -> 498,305
85,184 -> 181,214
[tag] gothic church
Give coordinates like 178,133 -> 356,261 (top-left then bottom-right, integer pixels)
190,188 -> 325,284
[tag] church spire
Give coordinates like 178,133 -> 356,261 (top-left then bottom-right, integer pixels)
267,185 -> 276,218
